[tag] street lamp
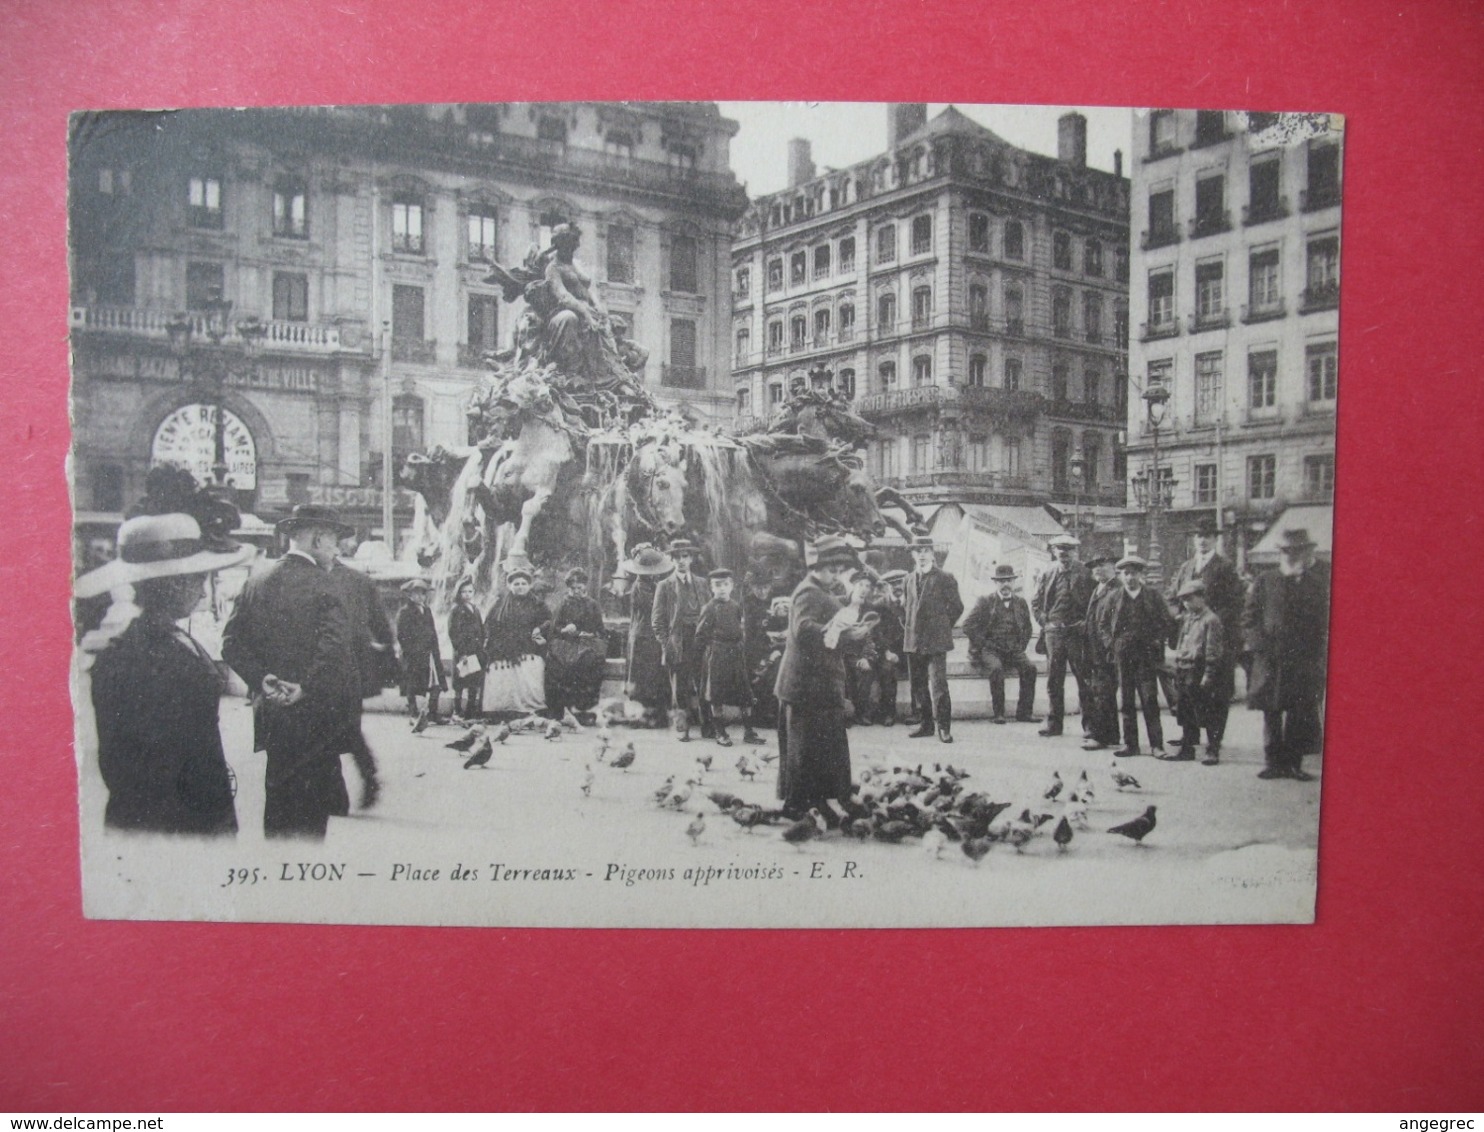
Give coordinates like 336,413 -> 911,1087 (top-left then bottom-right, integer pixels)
1138,370 -> 1174,577
1069,451 -> 1086,544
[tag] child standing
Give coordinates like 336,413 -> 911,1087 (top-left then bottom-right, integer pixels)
1170,579 -> 1231,765
396,578 -> 446,720
694,569 -> 754,747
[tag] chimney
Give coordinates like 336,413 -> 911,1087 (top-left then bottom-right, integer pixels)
787,137 -> 815,188
1114,149 -> 1124,177
887,102 -> 928,149
1058,111 -> 1088,168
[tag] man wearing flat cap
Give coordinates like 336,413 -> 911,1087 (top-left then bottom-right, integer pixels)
1165,517 -> 1245,718
1106,554 -> 1176,758
902,535 -> 964,743
1032,533 -> 1095,738
652,538 -> 714,741
223,505 -> 360,839
1244,529 -> 1330,781
1169,579 -> 1230,763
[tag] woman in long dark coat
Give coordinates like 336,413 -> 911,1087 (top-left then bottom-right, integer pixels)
81,512 -> 252,836
481,568 -> 550,716
447,578 -> 487,719
545,568 -> 607,723
619,546 -> 673,727
396,578 -> 445,718
775,540 -> 872,822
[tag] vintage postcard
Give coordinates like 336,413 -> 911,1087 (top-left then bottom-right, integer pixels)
69,101 -> 1341,927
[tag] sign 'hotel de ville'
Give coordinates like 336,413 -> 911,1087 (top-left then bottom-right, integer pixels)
68,102 -> 1341,928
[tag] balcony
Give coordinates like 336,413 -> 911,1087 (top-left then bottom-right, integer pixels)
661,364 -> 708,389
855,385 -> 945,418
1300,187 -> 1341,213
958,385 -> 1044,419
69,305 -> 344,354
899,471 -> 1034,492
1300,283 -> 1339,313
1243,197 -> 1290,226
1187,308 -> 1232,333
1140,227 -> 1180,251
1188,211 -> 1232,239
1240,300 -> 1287,324
391,337 -> 436,364
1050,485 -> 1126,507
1046,398 -> 1118,423
1139,317 -> 1180,342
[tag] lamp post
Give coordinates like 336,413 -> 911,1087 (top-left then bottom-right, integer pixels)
1134,371 -> 1174,579
1069,451 -> 1086,545
165,286 -> 265,490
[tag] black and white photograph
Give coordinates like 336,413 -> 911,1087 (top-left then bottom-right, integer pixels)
68,100 -> 1342,927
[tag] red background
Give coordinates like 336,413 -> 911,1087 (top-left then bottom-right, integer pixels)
2,0 -> 1482,1112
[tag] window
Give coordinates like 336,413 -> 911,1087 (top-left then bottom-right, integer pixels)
1051,363 -> 1069,403
767,320 -> 784,355
1084,366 -> 1101,406
1306,143 -> 1340,209
392,395 -> 425,459
766,258 -> 783,292
789,250 -> 806,286
877,292 -> 896,331
878,360 -> 897,391
769,382 -> 785,406
670,235 -> 698,293
1248,454 -> 1276,500
911,434 -> 932,472
734,266 -> 750,299
1194,463 -> 1218,505
1084,238 -> 1103,277
1248,159 -> 1282,222
790,315 -> 807,350
392,196 -> 424,254
271,272 -> 308,322
1194,110 -> 1228,146
98,168 -> 131,196
604,129 -> 635,157
1083,292 -> 1102,342
466,206 -> 498,262
1004,287 -> 1023,336
876,225 -> 896,264
1306,237 -> 1339,306
911,214 -> 932,255
814,308 -> 831,343
1149,109 -> 1178,154
813,244 -> 831,278
969,283 -> 989,330
1306,342 -> 1338,404
911,286 -> 932,330
1004,356 -> 1022,391
1115,245 -> 1129,282
1194,175 -> 1226,235
92,463 -> 125,512
392,284 -> 425,341
1003,437 -> 1022,477
537,115 -> 568,143
912,355 -> 932,386
1248,349 -> 1277,410
272,178 -> 308,238
1147,360 -> 1174,416
735,327 -> 750,363
1053,231 -> 1072,271
837,368 -> 855,398
665,140 -> 697,170
969,354 -> 987,387
969,213 -> 990,253
1052,432 -> 1072,491
1052,287 -> 1072,338
187,174 -> 223,229
1249,248 -> 1281,311
838,237 -> 855,272
1003,220 -> 1024,260
968,435 -> 989,470
1304,454 -> 1335,499
878,439 -> 899,480
736,388 -> 751,416
185,262 -> 225,310
1148,188 -> 1176,245
468,293 -> 499,354
1148,269 -> 1175,329
1195,352 -> 1223,425
1196,260 -> 1225,320
665,319 -> 702,387
838,303 -> 855,341
1247,112 -> 1280,133
1082,435 -> 1101,486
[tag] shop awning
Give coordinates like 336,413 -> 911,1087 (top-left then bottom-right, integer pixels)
1249,504 -> 1334,563
953,503 -> 1070,545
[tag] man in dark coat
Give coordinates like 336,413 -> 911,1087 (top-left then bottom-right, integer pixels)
868,570 -> 906,726
903,536 -> 964,743
396,577 -> 445,719
222,505 -> 359,840
1081,554 -> 1123,750
1165,516 -> 1245,721
650,538 -> 714,741
694,569 -> 752,746
1032,534 -> 1095,738
962,563 -> 1038,724
1106,555 -> 1177,758
329,537 -> 393,808
775,539 -> 870,822
1244,528 -> 1330,781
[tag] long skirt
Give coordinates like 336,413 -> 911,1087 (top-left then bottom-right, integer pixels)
482,654 -> 546,715
777,699 -> 852,808
627,635 -> 669,708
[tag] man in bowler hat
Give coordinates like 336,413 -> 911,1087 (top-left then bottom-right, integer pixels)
962,563 -> 1038,724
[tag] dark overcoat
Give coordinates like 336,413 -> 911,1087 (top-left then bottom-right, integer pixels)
1033,561 -> 1095,629
1165,551 -> 1246,632
483,592 -> 550,662
222,553 -> 357,836
963,593 -> 1034,662
902,567 -> 964,655
695,596 -> 752,706
546,592 -> 606,710
448,600 -> 488,667
396,601 -> 446,696
1085,579 -> 1122,668
775,574 -> 852,805
91,613 -> 237,836
650,570 -> 711,669
626,577 -> 669,707
329,560 -> 394,697
1244,563 -> 1330,711
1106,584 -> 1177,666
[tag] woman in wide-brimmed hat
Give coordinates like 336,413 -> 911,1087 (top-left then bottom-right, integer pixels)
77,512 -> 252,835
616,545 -> 673,726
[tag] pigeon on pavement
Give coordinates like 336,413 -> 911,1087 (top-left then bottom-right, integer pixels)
445,727 -> 483,752
686,812 -> 706,846
1043,771 -> 1064,802
1108,805 -> 1158,844
1111,762 -> 1141,790
462,737 -> 494,769
610,742 -> 637,771
1053,816 -> 1073,852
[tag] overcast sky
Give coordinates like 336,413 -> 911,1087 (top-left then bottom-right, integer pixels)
719,102 -> 1135,197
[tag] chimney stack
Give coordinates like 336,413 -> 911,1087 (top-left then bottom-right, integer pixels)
1058,111 -> 1088,168
887,102 -> 929,149
1114,149 -> 1124,177
787,138 -> 815,188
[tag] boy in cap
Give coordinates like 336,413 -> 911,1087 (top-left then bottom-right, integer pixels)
397,577 -> 446,721
1107,554 -> 1176,758
962,564 -> 1039,724
694,568 -> 753,747
1169,579 -> 1229,763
